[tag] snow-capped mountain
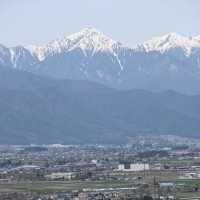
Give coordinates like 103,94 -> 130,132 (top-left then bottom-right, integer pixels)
23,27 -> 128,83
136,32 -> 200,56
194,35 -> 200,42
1,27 -> 200,94
27,27 -> 125,61
10,46 -> 38,69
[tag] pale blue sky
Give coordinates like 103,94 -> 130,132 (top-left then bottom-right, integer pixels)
1,0 -> 200,47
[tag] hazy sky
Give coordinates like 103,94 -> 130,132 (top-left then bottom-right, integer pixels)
1,0 -> 200,47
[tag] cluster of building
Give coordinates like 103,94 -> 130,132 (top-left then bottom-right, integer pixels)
0,137 -> 200,199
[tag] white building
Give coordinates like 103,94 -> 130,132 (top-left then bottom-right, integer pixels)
46,172 -> 74,180
118,163 -> 150,172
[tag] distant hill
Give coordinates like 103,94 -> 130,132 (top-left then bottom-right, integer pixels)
0,66 -> 200,144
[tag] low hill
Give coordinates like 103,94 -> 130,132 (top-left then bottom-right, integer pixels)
0,66 -> 200,144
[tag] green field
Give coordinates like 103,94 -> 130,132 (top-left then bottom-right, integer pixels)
0,180 -> 135,193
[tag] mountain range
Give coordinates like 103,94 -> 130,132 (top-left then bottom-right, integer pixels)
1,28 -> 200,144
1,27 -> 200,94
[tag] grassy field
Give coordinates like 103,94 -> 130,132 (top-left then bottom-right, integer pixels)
1,172 -> 200,200
162,179 -> 200,200
177,192 -> 200,200
0,180 -> 135,193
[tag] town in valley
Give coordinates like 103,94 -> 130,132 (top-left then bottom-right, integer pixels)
0,136 -> 200,200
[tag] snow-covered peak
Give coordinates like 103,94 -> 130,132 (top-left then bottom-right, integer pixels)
136,32 -> 200,55
67,27 -> 109,41
27,27 -> 123,61
63,27 -> 122,54
194,35 -> 200,42
26,30 -> 200,60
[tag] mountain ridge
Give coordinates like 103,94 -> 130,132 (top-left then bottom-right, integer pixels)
2,28 -> 200,63
23,29 -> 200,58
1,27 -> 200,94
1,66 -> 200,144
